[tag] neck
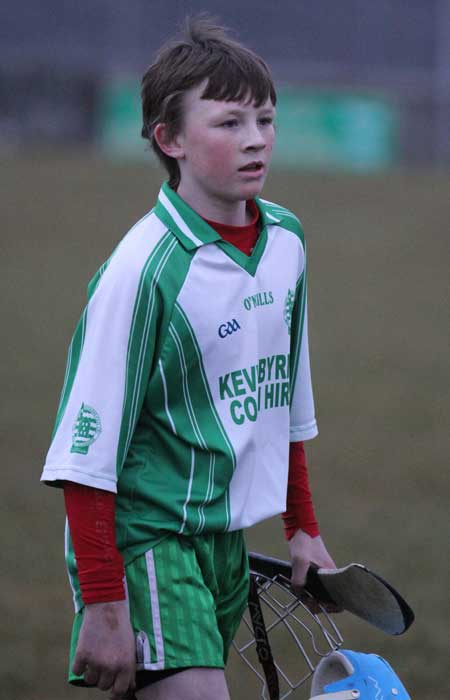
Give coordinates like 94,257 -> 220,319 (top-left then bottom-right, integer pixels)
176,183 -> 249,226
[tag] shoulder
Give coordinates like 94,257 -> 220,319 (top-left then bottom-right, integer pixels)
256,197 -> 305,245
111,209 -> 175,277
87,209 -> 180,300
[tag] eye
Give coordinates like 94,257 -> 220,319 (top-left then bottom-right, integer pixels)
258,116 -> 274,126
220,118 -> 239,128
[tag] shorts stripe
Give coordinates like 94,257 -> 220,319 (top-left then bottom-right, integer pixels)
145,550 -> 165,669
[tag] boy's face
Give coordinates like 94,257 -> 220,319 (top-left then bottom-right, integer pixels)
164,83 -> 276,214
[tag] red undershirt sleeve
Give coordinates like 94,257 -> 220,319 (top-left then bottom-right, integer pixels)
282,441 -> 320,539
63,482 -> 125,604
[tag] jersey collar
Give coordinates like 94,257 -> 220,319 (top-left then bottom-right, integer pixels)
154,182 -> 281,251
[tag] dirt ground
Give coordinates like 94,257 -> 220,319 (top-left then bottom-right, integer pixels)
2,153 -> 448,699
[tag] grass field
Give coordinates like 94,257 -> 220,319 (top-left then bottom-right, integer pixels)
2,153 -> 448,699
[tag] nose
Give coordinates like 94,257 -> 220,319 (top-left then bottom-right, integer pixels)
242,122 -> 266,151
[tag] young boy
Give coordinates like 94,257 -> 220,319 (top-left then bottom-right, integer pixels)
41,17 -> 337,700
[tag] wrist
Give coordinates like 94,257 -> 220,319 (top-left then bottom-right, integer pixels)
284,518 -> 320,540
84,599 -> 128,611
291,527 -> 320,541
84,599 -> 129,616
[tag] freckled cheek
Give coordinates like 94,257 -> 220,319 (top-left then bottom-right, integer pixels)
189,138 -> 236,176
208,145 -> 235,174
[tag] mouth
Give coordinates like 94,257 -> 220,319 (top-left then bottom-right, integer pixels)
238,161 -> 265,173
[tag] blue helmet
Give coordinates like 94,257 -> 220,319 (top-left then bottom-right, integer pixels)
310,649 -> 411,700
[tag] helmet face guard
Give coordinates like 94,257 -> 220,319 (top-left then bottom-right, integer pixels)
232,554 -> 412,700
232,559 -> 343,700
310,649 -> 411,700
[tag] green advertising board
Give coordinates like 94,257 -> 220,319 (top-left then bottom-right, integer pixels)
272,88 -> 397,170
99,79 -> 397,171
99,78 -> 150,160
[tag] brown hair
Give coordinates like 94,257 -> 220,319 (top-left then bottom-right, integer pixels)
141,15 -> 277,189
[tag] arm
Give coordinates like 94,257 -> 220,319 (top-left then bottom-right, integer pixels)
283,442 -> 337,592
287,243 -> 338,596
64,482 -> 136,698
42,234 -> 170,694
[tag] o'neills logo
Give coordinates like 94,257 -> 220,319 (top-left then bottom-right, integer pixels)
243,290 -> 274,311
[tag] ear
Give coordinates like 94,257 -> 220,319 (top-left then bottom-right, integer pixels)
153,123 -> 185,159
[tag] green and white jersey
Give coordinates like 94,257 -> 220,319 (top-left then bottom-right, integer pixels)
42,183 -> 318,564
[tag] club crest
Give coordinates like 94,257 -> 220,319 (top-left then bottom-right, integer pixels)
71,403 -> 102,455
284,288 -> 295,334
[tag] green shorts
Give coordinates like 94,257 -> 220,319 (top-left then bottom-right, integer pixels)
68,530 -> 249,683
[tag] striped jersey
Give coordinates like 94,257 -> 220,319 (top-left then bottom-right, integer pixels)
42,182 -> 318,566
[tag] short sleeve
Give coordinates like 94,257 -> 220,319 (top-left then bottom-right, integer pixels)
289,268 -> 318,442
41,225 -> 170,491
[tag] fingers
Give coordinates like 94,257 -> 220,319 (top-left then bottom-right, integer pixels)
110,690 -> 137,700
109,668 -> 136,700
291,560 -> 322,613
288,529 -> 343,613
291,560 -> 343,614
72,656 -> 136,697
290,554 -> 309,588
72,656 -> 101,687
302,593 -> 343,615
293,588 -> 320,613
81,664 -> 100,687
97,670 -> 115,691
71,649 -> 95,684
71,652 -> 88,678
293,587 -> 342,614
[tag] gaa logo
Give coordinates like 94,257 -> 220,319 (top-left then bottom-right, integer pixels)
218,319 -> 241,338
71,402 -> 102,455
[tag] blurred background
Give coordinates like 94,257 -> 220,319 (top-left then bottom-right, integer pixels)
1,2 -> 449,699
2,0 -> 450,167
